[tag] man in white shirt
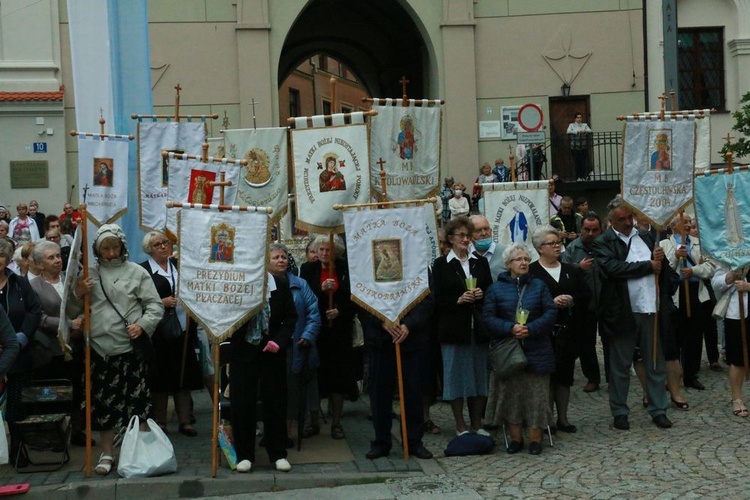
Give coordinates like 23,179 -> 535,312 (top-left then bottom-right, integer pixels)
593,198 -> 672,431
469,215 -> 505,281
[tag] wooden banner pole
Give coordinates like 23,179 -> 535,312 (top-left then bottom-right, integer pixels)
740,288 -> 749,381
652,237 -> 661,370
174,84 -> 181,121
677,211 -> 691,318
332,197 -> 437,211
377,158 -> 409,460
211,342 -> 220,478
80,204 -> 92,478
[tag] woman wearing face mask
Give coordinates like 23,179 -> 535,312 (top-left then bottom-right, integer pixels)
449,183 -> 470,220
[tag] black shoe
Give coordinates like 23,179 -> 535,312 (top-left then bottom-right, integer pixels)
556,421 -> 577,433
652,414 -> 673,428
179,424 -> 198,437
301,425 -> 320,438
528,441 -> 542,455
412,445 -> 433,459
613,415 -> 630,430
507,439 -> 524,454
365,447 -> 390,459
685,379 -> 705,390
671,397 -> 689,411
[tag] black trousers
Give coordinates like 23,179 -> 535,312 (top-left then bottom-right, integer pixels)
579,319 -> 609,384
571,148 -> 588,178
229,339 -> 287,463
367,343 -> 425,452
676,283 -> 704,381
700,299 -> 719,364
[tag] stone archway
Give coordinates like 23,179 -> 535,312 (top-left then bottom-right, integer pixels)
278,0 -> 433,99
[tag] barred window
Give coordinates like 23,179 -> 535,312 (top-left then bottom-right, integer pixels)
678,28 -> 725,110
289,88 -> 300,117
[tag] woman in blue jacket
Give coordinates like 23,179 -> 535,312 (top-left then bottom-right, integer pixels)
482,243 -> 557,455
269,244 -> 322,445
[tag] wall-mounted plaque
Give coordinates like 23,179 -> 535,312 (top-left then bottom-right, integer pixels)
10,160 -> 49,188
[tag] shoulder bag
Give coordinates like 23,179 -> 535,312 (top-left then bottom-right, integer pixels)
488,284 -> 528,379
99,279 -> 154,362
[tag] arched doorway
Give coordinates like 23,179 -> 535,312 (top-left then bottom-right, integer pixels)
278,0 -> 432,101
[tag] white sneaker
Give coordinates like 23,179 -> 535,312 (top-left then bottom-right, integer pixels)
275,458 -> 291,472
476,429 -> 491,437
456,430 -> 469,437
236,459 -> 252,473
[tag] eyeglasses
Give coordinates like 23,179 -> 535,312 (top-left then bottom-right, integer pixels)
451,233 -> 471,240
510,256 -> 531,262
540,241 -> 563,247
152,241 -> 171,248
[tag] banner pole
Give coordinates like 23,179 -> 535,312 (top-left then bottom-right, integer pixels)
378,164 -> 409,459
211,342 -> 220,478
80,204 -> 92,478
740,290 -> 749,381
652,238 -> 660,371
677,211 -> 691,318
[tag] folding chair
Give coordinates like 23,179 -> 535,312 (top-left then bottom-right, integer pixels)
14,379 -> 73,473
501,422 -> 554,449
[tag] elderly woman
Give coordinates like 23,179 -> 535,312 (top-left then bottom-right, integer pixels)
433,216 -> 492,436
70,224 -> 163,475
229,263 -> 297,473
0,220 -> 8,239
140,232 -> 202,436
529,225 -> 590,433
28,241 -> 90,445
268,244 -> 321,445
0,238 -> 41,467
448,183 -> 471,220
473,163 -> 499,213
299,234 -> 357,440
482,243 -> 556,455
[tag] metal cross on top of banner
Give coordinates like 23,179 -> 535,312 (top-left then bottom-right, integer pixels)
132,84 -> 219,122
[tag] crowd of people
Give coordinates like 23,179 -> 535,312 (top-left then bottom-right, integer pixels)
0,188 -> 745,474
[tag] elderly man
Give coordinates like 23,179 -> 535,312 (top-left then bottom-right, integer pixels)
469,215 -> 505,281
561,212 -> 607,392
439,177 -> 455,225
59,203 -> 82,229
9,203 -> 40,244
660,214 -> 716,391
593,197 -> 674,430
550,196 -> 581,247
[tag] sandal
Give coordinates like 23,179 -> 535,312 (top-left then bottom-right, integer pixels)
731,399 -> 748,417
330,424 -> 345,440
422,419 -> 442,435
95,454 -> 115,476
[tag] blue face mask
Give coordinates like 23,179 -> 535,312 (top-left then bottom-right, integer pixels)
474,237 -> 492,251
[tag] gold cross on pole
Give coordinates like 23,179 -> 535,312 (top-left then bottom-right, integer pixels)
399,76 -> 410,105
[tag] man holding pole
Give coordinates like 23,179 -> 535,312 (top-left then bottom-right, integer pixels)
593,197 -> 673,430
360,287 -> 434,459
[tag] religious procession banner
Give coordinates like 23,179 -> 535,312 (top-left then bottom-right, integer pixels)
637,110 -> 711,171
138,121 -> 205,231
207,137 -> 225,158
423,202 -> 440,264
482,180 -> 548,261
621,117 -> 695,228
344,206 -> 429,325
694,169 -> 750,269
166,154 -> 240,238
224,127 -> 289,222
77,135 -> 129,225
177,207 -> 269,342
369,99 -> 442,201
60,226 -> 83,347
291,113 -> 371,232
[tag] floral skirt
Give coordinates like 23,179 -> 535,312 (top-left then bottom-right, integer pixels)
485,371 -> 551,429
89,351 -> 151,432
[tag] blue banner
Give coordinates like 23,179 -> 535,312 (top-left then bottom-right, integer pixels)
694,171 -> 750,269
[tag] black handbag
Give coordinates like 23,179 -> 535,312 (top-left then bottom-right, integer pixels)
156,309 -> 182,340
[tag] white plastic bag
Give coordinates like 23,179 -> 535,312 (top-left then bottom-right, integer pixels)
117,416 -> 177,478
0,412 -> 7,465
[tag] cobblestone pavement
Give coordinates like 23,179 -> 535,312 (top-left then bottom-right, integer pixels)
3,350 -> 750,499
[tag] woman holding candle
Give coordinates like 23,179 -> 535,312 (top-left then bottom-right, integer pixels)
481,243 -> 557,455
432,217 -> 492,436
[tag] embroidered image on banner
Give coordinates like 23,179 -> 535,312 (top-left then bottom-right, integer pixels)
369,100 -> 441,201
292,119 -> 370,232
636,109 -> 711,171
78,136 -> 130,225
621,118 -> 695,228
178,209 -> 269,342
344,206 -> 429,325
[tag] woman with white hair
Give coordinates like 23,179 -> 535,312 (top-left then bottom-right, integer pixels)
529,225 -> 590,434
69,224 -> 163,475
482,243 -> 556,455
299,234 -> 357,440
139,231 -> 202,437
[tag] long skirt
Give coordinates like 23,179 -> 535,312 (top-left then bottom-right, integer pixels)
441,341 -> 488,401
90,351 -> 151,432
485,370 -> 551,429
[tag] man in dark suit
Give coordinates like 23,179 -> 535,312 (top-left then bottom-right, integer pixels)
593,197 -> 673,431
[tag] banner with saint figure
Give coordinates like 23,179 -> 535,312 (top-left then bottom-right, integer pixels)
621,117 -> 695,228
77,135 -> 130,225
291,113 -> 371,232
166,154 -> 240,239
224,127 -> 288,222
694,170 -> 750,269
177,208 -> 269,342
637,110 -> 711,171
137,121 -> 205,231
344,206 -> 429,325
482,180 -> 548,261
369,99 -> 442,201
